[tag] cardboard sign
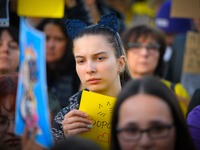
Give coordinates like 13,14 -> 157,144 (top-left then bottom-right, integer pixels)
15,17 -> 52,148
182,31 -> 200,74
171,0 -> 200,18
79,90 -> 117,150
17,0 -> 65,18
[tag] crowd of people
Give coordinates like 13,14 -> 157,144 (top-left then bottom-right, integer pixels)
0,0 -> 200,150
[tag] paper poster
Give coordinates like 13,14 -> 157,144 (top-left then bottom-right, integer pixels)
17,0 -> 65,18
182,31 -> 200,74
0,0 -> 9,26
15,17 -> 52,148
79,90 -> 117,150
181,31 -> 200,97
171,0 -> 200,18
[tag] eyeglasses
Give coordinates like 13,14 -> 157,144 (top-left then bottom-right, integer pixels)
0,115 -> 15,132
116,122 -> 174,141
127,42 -> 160,55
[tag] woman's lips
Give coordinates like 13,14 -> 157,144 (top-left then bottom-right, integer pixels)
4,138 -> 21,145
87,78 -> 101,84
0,57 -> 9,61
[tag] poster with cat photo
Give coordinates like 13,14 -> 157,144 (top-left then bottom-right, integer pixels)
15,17 -> 52,148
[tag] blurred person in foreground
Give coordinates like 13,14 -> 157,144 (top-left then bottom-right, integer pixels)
0,73 -> 47,150
110,76 -> 195,150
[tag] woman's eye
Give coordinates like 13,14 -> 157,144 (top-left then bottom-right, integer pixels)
77,60 -> 85,64
151,126 -> 165,132
96,57 -> 105,61
56,37 -> 64,42
9,42 -> 19,50
126,128 -> 138,133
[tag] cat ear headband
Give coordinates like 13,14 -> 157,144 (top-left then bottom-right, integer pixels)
65,12 -> 122,55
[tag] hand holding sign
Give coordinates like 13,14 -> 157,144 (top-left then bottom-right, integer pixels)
62,109 -> 93,137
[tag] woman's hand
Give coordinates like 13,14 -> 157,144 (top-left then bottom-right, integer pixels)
62,109 -> 93,137
22,126 -> 46,150
65,0 -> 77,8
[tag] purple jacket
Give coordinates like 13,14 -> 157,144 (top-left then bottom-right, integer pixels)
187,105 -> 200,150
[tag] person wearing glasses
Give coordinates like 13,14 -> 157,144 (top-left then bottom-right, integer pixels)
121,25 -> 190,117
110,76 -> 195,150
0,73 -> 21,150
0,73 -> 46,150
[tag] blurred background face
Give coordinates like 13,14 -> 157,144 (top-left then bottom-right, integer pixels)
43,23 -> 67,68
126,35 -> 160,79
0,30 -> 19,74
0,96 -> 21,150
117,94 -> 176,150
194,18 -> 200,32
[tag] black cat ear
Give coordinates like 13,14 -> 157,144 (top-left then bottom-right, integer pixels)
65,19 -> 86,40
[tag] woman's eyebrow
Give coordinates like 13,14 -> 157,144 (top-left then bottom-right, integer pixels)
75,55 -> 84,58
126,122 -> 138,126
93,52 -> 108,56
75,52 -> 108,58
149,120 -> 168,125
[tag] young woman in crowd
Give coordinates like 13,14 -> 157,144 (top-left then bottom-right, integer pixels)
0,27 -> 19,75
36,0 -> 92,108
37,18 -> 81,109
121,25 -> 190,116
110,76 -> 195,150
52,12 -> 130,143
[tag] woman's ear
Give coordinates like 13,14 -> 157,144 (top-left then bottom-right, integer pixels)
118,55 -> 126,73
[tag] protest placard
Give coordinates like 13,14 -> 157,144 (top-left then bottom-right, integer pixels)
171,0 -> 200,18
182,32 -> 200,74
181,31 -> 200,96
15,17 -> 52,148
79,90 -> 117,150
17,0 -> 65,18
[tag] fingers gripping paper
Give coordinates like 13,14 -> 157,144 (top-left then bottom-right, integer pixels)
79,90 -> 116,150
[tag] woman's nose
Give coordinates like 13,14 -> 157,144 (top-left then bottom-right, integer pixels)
0,42 -> 9,53
139,46 -> 149,56
139,132 -> 153,148
46,39 -> 55,49
86,61 -> 96,74
7,120 -> 15,135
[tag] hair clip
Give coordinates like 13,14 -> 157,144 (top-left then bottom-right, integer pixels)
65,19 -> 86,40
97,12 -> 119,33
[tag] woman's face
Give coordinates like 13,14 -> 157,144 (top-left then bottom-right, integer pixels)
0,96 -> 21,150
43,23 -> 67,68
0,30 -> 19,74
74,35 -> 124,96
126,36 -> 160,79
117,94 -> 176,150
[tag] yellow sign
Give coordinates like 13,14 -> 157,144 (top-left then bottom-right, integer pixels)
182,31 -> 200,74
17,0 -> 65,18
79,90 -> 117,150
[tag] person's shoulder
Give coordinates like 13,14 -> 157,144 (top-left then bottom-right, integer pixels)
160,79 -> 190,98
159,79 -> 171,88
